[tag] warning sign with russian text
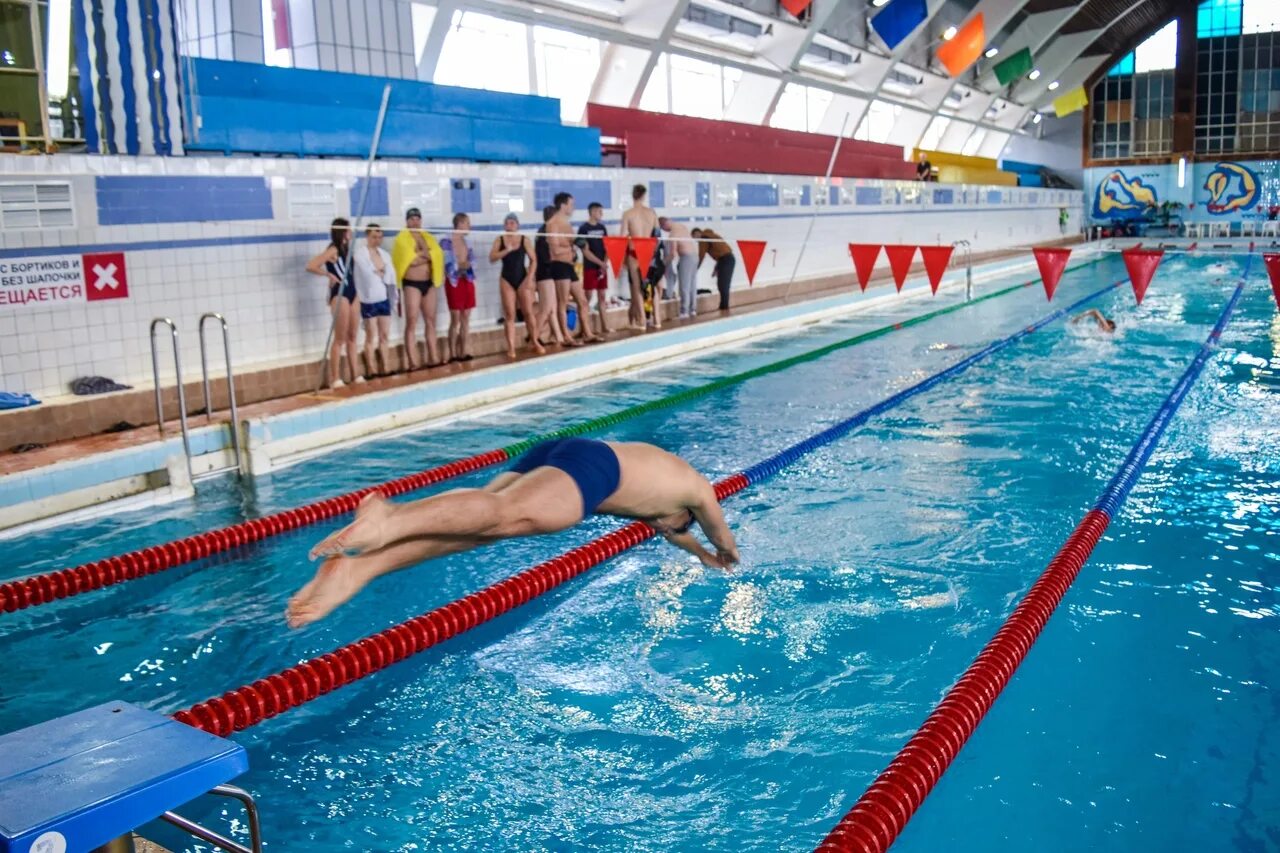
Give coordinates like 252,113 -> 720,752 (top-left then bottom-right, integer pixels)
0,252 -> 130,309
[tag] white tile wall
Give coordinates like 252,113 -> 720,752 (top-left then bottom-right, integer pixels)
0,153 -> 1082,399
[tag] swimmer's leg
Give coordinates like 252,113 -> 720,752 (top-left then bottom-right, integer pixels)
308,469 -> 582,559
287,534 -> 483,628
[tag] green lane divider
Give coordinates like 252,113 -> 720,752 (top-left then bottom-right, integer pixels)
501,257 -> 1102,457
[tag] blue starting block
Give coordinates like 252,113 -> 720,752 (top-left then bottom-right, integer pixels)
0,702 -> 260,853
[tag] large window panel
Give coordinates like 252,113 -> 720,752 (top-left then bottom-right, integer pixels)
638,53 -> 670,113
435,11 -> 529,95
769,83 -> 831,133
854,99 -> 901,143
1135,20 -> 1178,72
533,26 -> 600,124
668,53 -> 737,119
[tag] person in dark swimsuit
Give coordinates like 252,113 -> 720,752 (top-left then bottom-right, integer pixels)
288,439 -> 741,627
490,213 -> 544,359
305,217 -> 364,388
533,205 -> 568,347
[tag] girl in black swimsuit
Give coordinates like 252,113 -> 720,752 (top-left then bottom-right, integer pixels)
306,217 -> 363,388
490,214 -> 545,359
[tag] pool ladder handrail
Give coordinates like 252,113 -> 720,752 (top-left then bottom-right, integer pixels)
199,312 -> 245,479
148,315 -> 244,485
952,239 -> 973,300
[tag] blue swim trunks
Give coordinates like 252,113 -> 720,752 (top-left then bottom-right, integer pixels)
509,438 -> 621,517
360,299 -> 391,319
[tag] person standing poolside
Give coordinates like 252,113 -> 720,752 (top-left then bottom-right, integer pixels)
659,217 -> 699,319
287,439 -> 740,627
534,206 -> 570,348
916,153 -> 933,182
549,192 -> 601,344
391,207 -> 444,370
621,184 -> 661,330
352,224 -> 396,377
490,213 -> 545,359
442,213 -> 476,362
692,227 -> 735,311
305,217 -> 364,388
577,202 -> 611,335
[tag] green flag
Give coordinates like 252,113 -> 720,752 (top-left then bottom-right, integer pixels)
994,47 -> 1033,86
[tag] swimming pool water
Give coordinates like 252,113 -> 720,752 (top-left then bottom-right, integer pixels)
1,254 -> 1276,851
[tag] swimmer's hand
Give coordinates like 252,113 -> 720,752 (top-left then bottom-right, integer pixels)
703,547 -> 738,571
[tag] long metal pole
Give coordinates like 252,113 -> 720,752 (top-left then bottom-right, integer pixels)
781,111 -> 850,302
28,0 -> 52,152
316,83 -> 393,391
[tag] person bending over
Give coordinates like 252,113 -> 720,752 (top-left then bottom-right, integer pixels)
1071,309 -> 1116,333
287,439 -> 740,627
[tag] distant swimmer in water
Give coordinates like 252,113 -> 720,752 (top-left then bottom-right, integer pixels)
287,439 -> 740,627
1071,309 -> 1116,333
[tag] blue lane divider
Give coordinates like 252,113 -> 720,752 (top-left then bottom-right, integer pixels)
741,279 -> 1123,485
1093,255 -> 1252,518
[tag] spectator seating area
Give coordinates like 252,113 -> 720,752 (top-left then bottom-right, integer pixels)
185,59 -> 601,165
912,149 -> 1018,186
1000,159 -> 1047,187
586,104 -> 916,180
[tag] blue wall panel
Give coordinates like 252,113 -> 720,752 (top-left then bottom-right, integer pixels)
450,178 -> 483,213
696,182 -> 711,208
649,181 -> 665,207
932,188 -> 954,204
350,178 -> 389,217
738,183 -> 779,206
856,186 -> 883,206
986,190 -> 1005,204
533,179 -> 612,212
95,176 -> 273,225
800,185 -> 811,206
830,186 -> 841,205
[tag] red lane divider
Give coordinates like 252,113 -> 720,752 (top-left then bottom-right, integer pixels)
0,449 -> 510,614
174,474 -> 751,736
815,509 -> 1110,852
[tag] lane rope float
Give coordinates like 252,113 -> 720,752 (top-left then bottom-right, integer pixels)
815,259 -> 1252,853
173,280 -> 1120,736
0,258 -> 1105,616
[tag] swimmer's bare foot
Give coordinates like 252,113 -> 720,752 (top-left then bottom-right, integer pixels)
286,556 -> 370,628
309,492 -> 394,559
532,342 -> 546,355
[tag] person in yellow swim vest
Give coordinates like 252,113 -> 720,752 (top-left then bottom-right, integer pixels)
392,207 -> 446,369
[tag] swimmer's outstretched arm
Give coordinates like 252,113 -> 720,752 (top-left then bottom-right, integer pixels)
681,489 -> 740,569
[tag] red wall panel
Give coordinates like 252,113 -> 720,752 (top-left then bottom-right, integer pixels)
586,103 -> 915,181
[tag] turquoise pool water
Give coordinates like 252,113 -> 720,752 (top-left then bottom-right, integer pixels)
1,253 -> 1276,851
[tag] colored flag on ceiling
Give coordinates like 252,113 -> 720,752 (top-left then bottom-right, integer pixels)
1052,86 -> 1089,117
937,13 -> 985,77
871,0 -> 929,52
993,47 -> 1033,86
780,0 -> 813,17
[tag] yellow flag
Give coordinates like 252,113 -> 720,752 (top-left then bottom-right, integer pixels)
1052,87 -> 1088,118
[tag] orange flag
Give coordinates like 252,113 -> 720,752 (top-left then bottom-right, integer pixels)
937,13 -> 985,77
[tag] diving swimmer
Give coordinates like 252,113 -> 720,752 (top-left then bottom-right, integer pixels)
1071,309 -> 1116,333
287,439 -> 741,627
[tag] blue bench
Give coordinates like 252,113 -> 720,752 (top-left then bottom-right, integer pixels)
0,702 -> 254,853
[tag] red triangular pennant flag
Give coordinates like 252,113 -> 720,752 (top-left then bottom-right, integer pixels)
736,240 -> 766,286
1122,247 -> 1164,304
883,245 -> 917,292
919,246 -> 954,294
602,236 -> 628,278
631,237 -> 658,279
1033,247 -> 1072,301
1187,242 -> 1197,252
848,244 -> 881,291
779,0 -> 812,17
1264,253 -> 1280,310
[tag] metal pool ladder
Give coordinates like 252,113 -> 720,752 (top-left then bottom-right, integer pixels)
148,315 -> 244,484
952,239 -> 973,300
